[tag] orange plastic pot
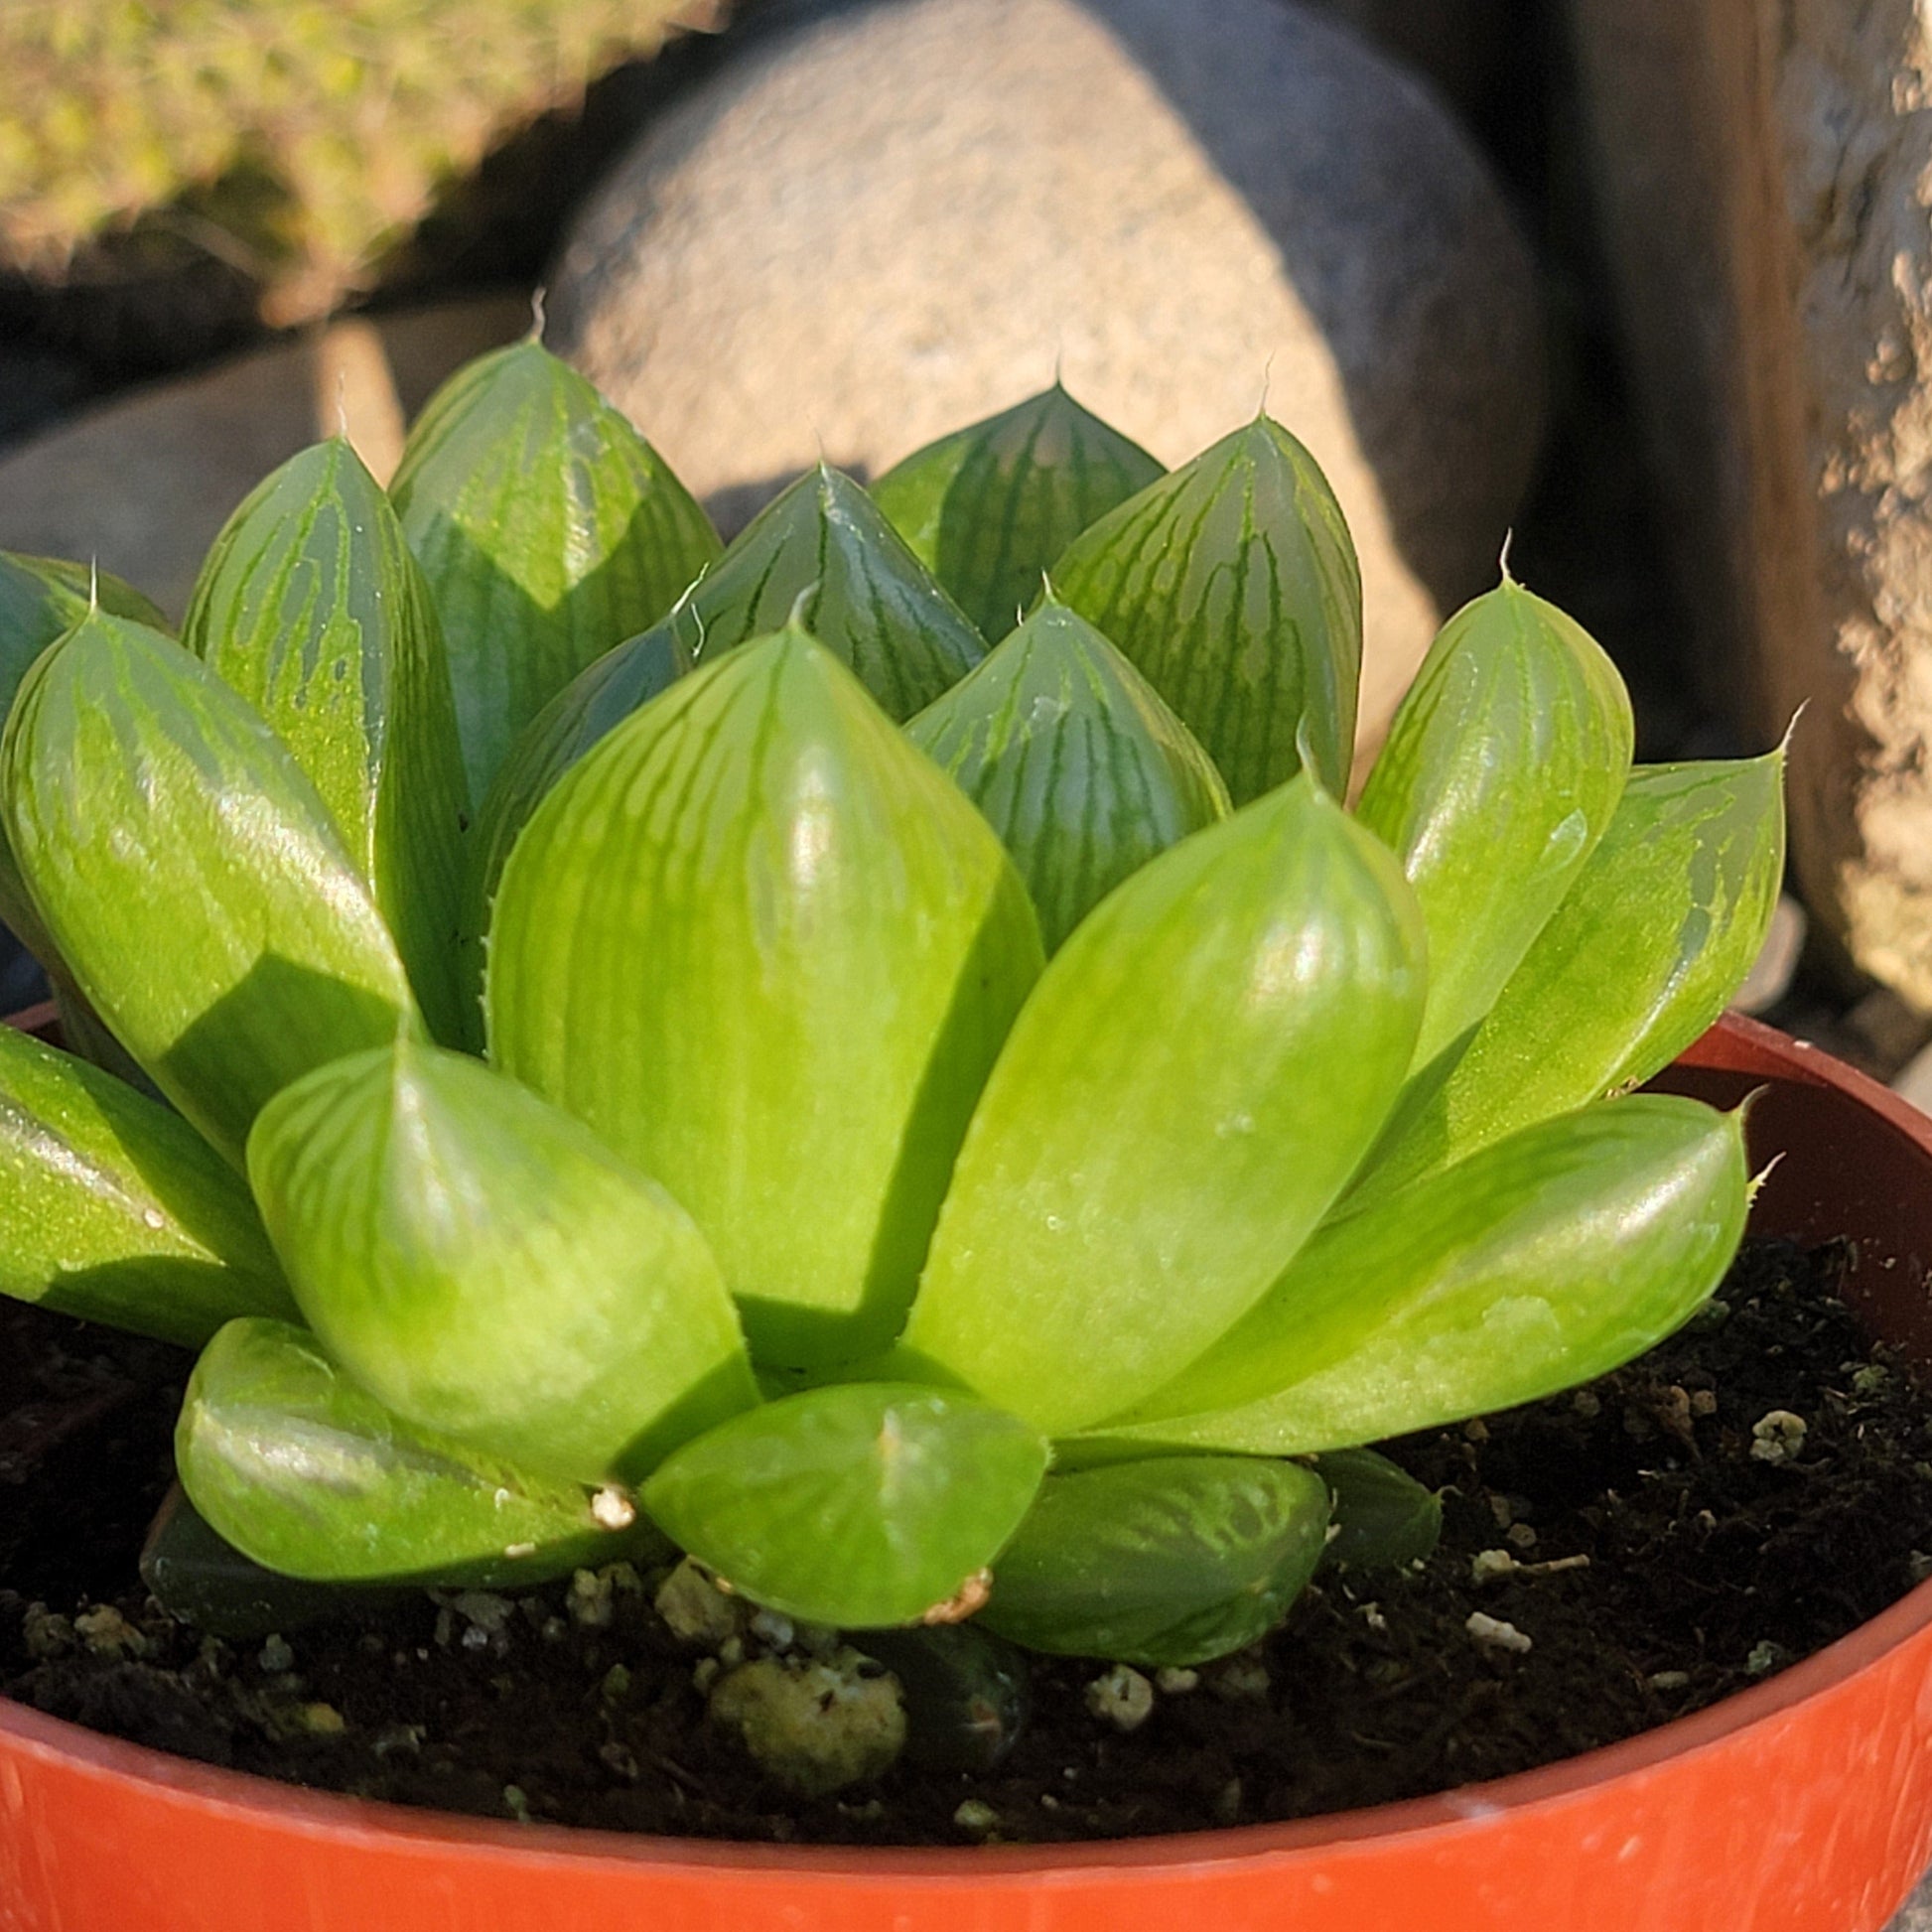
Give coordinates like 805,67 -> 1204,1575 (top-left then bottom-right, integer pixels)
2,1010 -> 1931,1932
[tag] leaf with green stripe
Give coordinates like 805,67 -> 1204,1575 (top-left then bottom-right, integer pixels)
486,627 -> 1043,1369
0,612 -> 421,1168
667,465 -> 985,718
1094,1094 -> 1747,1456
247,1040 -> 756,1484
1051,416 -> 1361,801
389,339 -> 720,803
184,440 -> 469,1044
641,1382 -> 1047,1627
178,1318 -> 669,1587
899,774 -> 1425,1437
905,597 -> 1229,950
871,385 -> 1164,642
1355,577 -> 1634,1070
0,1021 -> 294,1345
1347,753 -> 1785,1208
978,1456 -> 1330,1667
454,623 -> 689,1047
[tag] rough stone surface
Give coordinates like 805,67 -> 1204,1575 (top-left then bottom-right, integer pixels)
0,293 -> 529,620
1570,0 -> 1932,1008
1892,1867 -> 1932,1931
547,0 -> 1544,768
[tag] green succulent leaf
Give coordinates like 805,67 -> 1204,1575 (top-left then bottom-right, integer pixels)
1051,416 -> 1361,801
0,1020 -> 294,1345
488,627 -> 1043,1370
905,598 -> 1230,950
0,612 -> 421,1168
978,1456 -> 1330,1667
640,1382 -> 1047,1628
179,1317 -> 667,1587
389,339 -> 721,803
1350,753 -> 1786,1206
1096,1094 -> 1748,1456
1309,1449 -> 1443,1574
853,1623 -> 1032,1772
454,623 -> 689,1047
0,551 -> 167,966
247,1040 -> 756,1485
183,439 -> 470,1043
870,385 -> 1164,643
901,774 -> 1425,1436
668,465 -> 985,718
1355,578 -> 1634,1069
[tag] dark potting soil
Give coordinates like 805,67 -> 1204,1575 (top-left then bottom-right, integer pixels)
3,1235 -> 1930,1847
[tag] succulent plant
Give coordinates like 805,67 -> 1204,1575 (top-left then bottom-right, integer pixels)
0,343 -> 1783,1692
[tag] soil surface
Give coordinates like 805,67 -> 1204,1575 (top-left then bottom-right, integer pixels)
4,1235 -> 1930,1847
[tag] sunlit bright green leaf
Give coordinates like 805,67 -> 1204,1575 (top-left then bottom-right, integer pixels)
978,1456 -> 1330,1667
905,597 -> 1229,950
454,623 -> 688,1048
871,385 -> 1164,642
1051,416 -> 1360,800
1355,578 -> 1633,1069
487,627 -> 1043,1369
247,1040 -> 755,1484
641,1381 -> 1047,1628
184,439 -> 469,1043
0,612 -> 421,1168
0,1020 -> 293,1345
668,465 -> 985,717
179,1317 -> 667,1587
1309,1449 -> 1443,1574
1095,1094 -> 1747,1455
1349,753 -> 1785,1207
901,774 -> 1425,1436
389,339 -> 720,803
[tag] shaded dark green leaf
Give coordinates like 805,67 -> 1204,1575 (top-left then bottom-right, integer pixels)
1309,1449 -> 1443,1573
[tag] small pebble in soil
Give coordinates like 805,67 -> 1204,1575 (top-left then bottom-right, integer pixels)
1084,1665 -> 1154,1731
1751,1410 -> 1808,1463
1207,1655 -> 1271,1703
1647,1671 -> 1691,1692
1154,1667 -> 1199,1695
953,1798 -> 1000,1835
257,1634 -> 293,1674
1744,1640 -> 1790,1677
655,1558 -> 741,1647
567,1570 -> 615,1629
1465,1611 -> 1533,1654
707,1649 -> 907,1795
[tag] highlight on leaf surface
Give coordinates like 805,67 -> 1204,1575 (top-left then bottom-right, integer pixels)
978,1456 -> 1331,1667
178,1317 -> 667,1588
183,438 -> 470,1044
0,1021 -> 294,1346
905,596 -> 1230,951
901,773 -> 1425,1437
871,384 -> 1164,643
640,1381 -> 1048,1629
1051,415 -> 1361,801
0,610 -> 421,1168
486,625 -> 1043,1370
389,339 -> 720,804
247,1040 -> 756,1484
1095,1094 -> 1749,1456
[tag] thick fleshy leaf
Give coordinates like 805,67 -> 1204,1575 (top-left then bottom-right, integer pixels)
487,628 -> 1043,1369
183,439 -> 469,1043
1355,579 -> 1634,1069
1051,416 -> 1360,800
454,624 -> 688,1046
0,612 -> 420,1168
900,774 -> 1425,1436
640,1382 -> 1047,1628
667,466 -> 985,718
389,339 -> 721,803
1094,1095 -> 1748,1455
1349,754 -> 1786,1207
179,1317 -> 667,1587
905,598 -> 1230,950
0,1020 -> 293,1345
0,552 -> 167,966
978,1456 -> 1330,1667
854,1624 -> 1031,1771
247,1041 -> 755,1484
870,385 -> 1164,642
1310,1449 -> 1443,1574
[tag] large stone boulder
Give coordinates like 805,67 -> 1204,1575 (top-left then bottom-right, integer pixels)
1569,0 -> 1932,1007
546,0 -> 1544,769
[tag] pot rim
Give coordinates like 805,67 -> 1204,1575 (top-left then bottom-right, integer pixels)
1,1006 -> 1925,1880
